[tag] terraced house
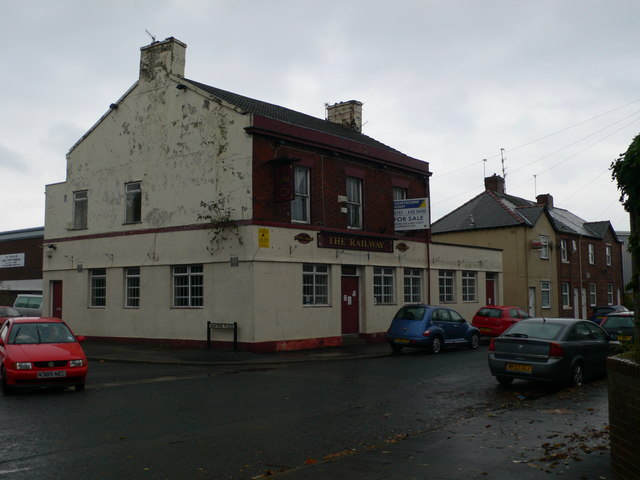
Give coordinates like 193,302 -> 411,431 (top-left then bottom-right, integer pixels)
432,174 -> 624,319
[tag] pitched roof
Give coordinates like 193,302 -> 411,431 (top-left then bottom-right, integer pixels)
184,78 -> 405,156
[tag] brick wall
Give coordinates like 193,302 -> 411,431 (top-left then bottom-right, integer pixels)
608,356 -> 640,479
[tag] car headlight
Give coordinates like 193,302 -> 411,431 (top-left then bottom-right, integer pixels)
69,359 -> 85,367
15,362 -> 33,370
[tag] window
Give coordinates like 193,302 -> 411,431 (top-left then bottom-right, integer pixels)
541,281 -> 551,309
73,190 -> 88,229
438,270 -> 455,303
462,271 -> 477,302
291,166 -> 310,223
125,182 -> 142,223
346,177 -> 362,229
374,267 -> 395,304
303,264 -> 329,305
606,245 -> 612,266
124,267 -> 140,308
560,240 -> 568,262
589,283 -> 596,306
172,265 -> 203,307
561,282 -> 570,308
539,235 -> 549,259
588,244 -> 595,265
393,187 -> 407,201
403,268 -> 422,303
607,283 -> 614,305
90,268 -> 106,307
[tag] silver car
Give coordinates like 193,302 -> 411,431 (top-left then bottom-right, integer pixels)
488,318 -> 613,387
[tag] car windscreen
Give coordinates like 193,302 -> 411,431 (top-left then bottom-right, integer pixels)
477,308 -> 501,318
502,321 -> 564,340
394,306 -> 425,321
9,323 -> 76,344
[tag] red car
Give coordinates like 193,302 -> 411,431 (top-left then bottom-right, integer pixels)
0,317 -> 88,394
472,306 -> 530,337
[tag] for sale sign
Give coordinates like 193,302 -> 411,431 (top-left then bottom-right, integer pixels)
394,198 -> 430,231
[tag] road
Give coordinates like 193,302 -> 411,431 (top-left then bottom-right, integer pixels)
0,345 -> 610,479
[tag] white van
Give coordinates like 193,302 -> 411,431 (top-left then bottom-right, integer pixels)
13,294 -> 43,317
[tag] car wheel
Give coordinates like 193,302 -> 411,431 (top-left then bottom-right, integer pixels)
430,336 -> 442,354
1,367 -> 12,396
569,362 -> 584,387
469,333 -> 480,350
391,344 -> 403,353
496,376 -> 513,386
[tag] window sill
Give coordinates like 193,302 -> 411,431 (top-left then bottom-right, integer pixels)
123,221 -> 143,226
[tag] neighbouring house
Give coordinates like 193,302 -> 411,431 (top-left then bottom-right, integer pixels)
0,227 -> 44,306
616,230 -> 632,294
432,174 -> 624,319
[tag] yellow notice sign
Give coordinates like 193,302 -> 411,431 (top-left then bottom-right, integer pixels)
258,228 -> 270,248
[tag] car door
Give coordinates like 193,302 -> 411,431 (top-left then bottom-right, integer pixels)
583,321 -> 612,376
434,308 -> 467,343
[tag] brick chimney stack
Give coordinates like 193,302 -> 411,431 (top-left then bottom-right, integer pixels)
139,37 -> 186,85
536,194 -> 554,208
326,100 -> 363,133
484,174 -> 505,194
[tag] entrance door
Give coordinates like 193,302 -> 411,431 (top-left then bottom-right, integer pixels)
51,280 -> 63,319
485,273 -> 495,305
341,276 -> 359,334
528,287 -> 536,316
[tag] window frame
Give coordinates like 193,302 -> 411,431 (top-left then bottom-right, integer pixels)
438,270 -> 455,304
560,239 -> 568,262
403,268 -> 422,304
124,267 -> 141,308
605,245 -> 612,266
172,265 -> 204,308
561,282 -> 570,308
541,281 -> 551,309
588,244 -> 595,265
539,235 -> 549,260
346,176 -> 363,230
589,283 -> 597,306
374,267 -> 395,304
607,283 -> 614,305
461,271 -> 477,302
89,268 -> 107,308
73,190 -> 88,230
302,264 -> 329,305
291,166 -> 310,224
125,181 -> 142,224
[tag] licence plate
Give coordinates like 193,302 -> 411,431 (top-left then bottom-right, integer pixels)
37,371 -> 67,378
506,363 -> 532,374
618,335 -> 632,342
394,338 -> 410,344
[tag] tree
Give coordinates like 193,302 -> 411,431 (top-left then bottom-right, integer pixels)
611,133 -> 640,360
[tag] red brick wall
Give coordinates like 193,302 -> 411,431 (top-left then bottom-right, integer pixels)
608,356 -> 640,480
252,137 -> 429,242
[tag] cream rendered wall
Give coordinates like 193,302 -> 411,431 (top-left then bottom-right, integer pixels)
429,243 -> 503,320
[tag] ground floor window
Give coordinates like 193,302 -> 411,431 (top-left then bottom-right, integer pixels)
462,271 -> 477,302
90,268 -> 106,307
439,270 -> 455,303
172,265 -> 203,307
303,264 -> 329,305
541,281 -> 551,309
125,267 -> 140,308
607,283 -> 614,305
561,282 -> 570,308
374,267 -> 395,304
589,283 -> 597,306
403,268 -> 422,303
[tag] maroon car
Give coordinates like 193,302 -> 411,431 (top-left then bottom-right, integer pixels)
472,306 -> 530,337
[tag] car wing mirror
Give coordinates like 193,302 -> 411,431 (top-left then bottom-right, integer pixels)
76,335 -> 86,343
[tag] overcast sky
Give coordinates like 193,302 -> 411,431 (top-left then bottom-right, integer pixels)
1,0 -> 638,234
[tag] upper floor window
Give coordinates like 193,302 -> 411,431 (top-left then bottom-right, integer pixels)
291,166 -> 310,223
560,240 -> 568,262
90,268 -> 106,308
73,190 -> 88,229
588,244 -> 595,265
172,265 -> 203,307
374,267 -> 395,304
438,270 -> 455,303
393,187 -> 407,201
539,235 -> 549,260
403,268 -> 422,303
605,245 -> 612,266
346,177 -> 362,229
125,182 -> 142,224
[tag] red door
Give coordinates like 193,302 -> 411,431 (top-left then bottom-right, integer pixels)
52,280 -> 63,319
341,276 -> 359,334
485,273 -> 495,306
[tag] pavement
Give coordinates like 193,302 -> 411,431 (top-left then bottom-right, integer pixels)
82,340 -> 613,480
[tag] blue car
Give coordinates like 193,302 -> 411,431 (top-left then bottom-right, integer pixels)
385,305 -> 481,354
